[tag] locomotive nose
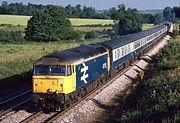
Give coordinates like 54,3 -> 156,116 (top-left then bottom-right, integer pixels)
33,77 -> 63,93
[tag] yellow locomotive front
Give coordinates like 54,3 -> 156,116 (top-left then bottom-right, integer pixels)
31,56 -> 76,110
33,65 -> 75,94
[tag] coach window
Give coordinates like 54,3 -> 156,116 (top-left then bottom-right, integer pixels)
66,65 -> 72,76
122,47 -> 124,56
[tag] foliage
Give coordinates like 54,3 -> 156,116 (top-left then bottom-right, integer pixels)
154,13 -> 164,25
163,7 -> 175,21
0,1 -> 112,19
172,30 -> 180,39
155,41 -> 180,69
85,32 -> 98,39
0,30 -> 24,42
114,4 -> 142,36
139,13 -> 155,24
25,6 -> 79,41
121,40 -> 180,122
173,6 -> 180,18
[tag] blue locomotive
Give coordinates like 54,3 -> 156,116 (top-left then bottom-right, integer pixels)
31,23 -> 172,110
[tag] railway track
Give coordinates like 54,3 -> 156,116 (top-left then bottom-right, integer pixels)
0,90 -> 32,121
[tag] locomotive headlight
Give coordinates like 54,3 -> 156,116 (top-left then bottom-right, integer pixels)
59,79 -> 63,84
55,90 -> 59,94
52,81 -> 57,85
41,81 -> 44,85
48,89 -> 52,92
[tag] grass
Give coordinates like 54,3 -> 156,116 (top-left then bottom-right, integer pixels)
142,24 -> 154,30
74,26 -> 112,32
69,18 -> 114,26
0,38 -> 109,79
0,15 -> 30,26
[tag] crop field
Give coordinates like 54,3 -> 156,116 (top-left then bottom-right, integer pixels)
0,15 -> 30,26
142,24 -> 154,30
74,26 -> 112,32
69,18 -> 114,26
0,15 -> 114,26
0,14 -> 153,33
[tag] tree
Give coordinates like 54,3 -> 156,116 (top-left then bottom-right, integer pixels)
0,1 -> 8,14
154,13 -> 164,25
109,7 -> 117,19
114,4 -> 142,36
25,6 -> 78,41
173,6 -> 180,18
163,7 -> 175,21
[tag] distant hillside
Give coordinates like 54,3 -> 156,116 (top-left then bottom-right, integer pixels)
139,9 -> 163,15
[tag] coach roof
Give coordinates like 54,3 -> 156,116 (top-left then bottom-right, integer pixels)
102,24 -> 167,50
33,43 -> 108,65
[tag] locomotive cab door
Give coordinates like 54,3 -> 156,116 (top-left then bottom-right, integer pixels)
72,65 -> 76,89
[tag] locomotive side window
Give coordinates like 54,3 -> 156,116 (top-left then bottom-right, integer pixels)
66,65 -> 72,76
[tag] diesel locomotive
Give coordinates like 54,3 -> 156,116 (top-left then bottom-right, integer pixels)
31,23 -> 172,111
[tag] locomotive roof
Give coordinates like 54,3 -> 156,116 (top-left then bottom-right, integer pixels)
102,24 -> 167,50
34,43 -> 108,65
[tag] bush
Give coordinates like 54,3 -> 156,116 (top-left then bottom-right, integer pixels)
0,30 -> 25,42
85,32 -> 98,39
25,6 -> 79,42
172,30 -> 179,38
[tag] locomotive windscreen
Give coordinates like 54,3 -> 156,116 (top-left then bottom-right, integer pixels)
33,65 -> 66,76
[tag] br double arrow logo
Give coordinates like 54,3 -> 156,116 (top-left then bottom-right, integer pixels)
80,63 -> 89,84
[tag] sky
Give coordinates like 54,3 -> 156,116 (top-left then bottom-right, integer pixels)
0,0 -> 179,10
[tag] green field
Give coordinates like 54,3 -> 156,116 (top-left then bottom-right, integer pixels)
0,38 -> 109,79
0,15 -> 114,26
69,18 -> 114,26
142,24 -> 154,30
0,15 -> 30,26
